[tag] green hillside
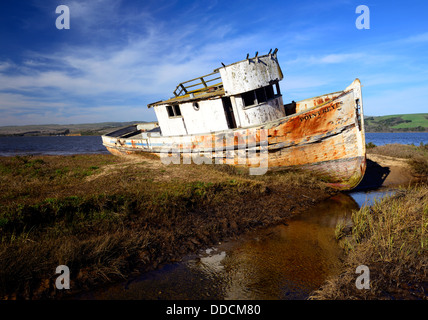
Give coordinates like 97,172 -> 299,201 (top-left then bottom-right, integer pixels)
364,113 -> 428,132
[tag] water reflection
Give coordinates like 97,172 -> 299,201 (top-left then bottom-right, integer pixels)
77,192 -> 369,300
349,189 -> 396,207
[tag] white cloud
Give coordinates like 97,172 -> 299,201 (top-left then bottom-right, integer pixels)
0,92 -> 68,110
401,32 -> 428,44
0,14 -> 264,100
0,61 -> 14,72
287,52 -> 397,66
0,6 -> 259,125
318,53 -> 364,64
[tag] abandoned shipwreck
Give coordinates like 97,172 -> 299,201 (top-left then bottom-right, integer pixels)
102,49 -> 366,190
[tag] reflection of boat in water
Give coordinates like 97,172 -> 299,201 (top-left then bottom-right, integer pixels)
102,49 -> 366,190
313,192 -> 361,221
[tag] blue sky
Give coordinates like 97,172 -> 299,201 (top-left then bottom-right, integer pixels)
0,0 -> 427,126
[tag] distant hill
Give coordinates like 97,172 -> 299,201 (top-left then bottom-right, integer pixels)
1,114 -> 427,136
364,113 -> 428,132
0,121 -> 147,136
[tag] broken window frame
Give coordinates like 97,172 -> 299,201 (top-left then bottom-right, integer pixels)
173,105 -> 182,116
241,90 -> 256,107
166,104 -> 183,118
241,83 -> 281,109
273,82 -> 281,97
166,105 -> 175,117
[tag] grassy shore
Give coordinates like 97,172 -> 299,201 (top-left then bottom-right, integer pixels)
310,185 -> 427,300
0,153 -> 332,299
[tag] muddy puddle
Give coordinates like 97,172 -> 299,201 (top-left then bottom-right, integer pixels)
75,188 -> 395,300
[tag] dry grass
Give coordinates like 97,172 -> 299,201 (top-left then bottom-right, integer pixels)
367,143 -> 428,177
408,155 -> 428,177
367,143 -> 426,159
0,154 -> 331,299
311,185 -> 428,300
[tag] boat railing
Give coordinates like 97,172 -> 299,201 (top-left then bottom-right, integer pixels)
173,71 -> 222,97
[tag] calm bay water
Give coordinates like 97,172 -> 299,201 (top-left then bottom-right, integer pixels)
0,136 -> 109,156
366,132 -> 428,146
0,132 -> 427,156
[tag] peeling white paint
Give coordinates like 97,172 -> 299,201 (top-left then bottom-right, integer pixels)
219,55 -> 283,96
234,96 -> 285,127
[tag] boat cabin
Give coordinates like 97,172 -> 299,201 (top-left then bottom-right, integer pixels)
147,49 -> 287,136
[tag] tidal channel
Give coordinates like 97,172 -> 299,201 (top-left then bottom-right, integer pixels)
76,188 -> 395,300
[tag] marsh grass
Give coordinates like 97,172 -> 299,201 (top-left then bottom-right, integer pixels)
334,218 -> 352,241
0,154 -> 330,299
311,185 -> 428,300
408,155 -> 428,176
367,143 -> 428,177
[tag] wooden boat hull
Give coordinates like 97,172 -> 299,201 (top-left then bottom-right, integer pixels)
102,79 -> 366,190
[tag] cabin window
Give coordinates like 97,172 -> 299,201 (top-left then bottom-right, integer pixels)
166,105 -> 174,117
255,87 -> 267,103
193,102 -> 200,111
273,83 -> 281,96
265,85 -> 274,100
174,105 -> 182,116
242,91 -> 256,107
241,84 -> 281,108
166,105 -> 182,117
